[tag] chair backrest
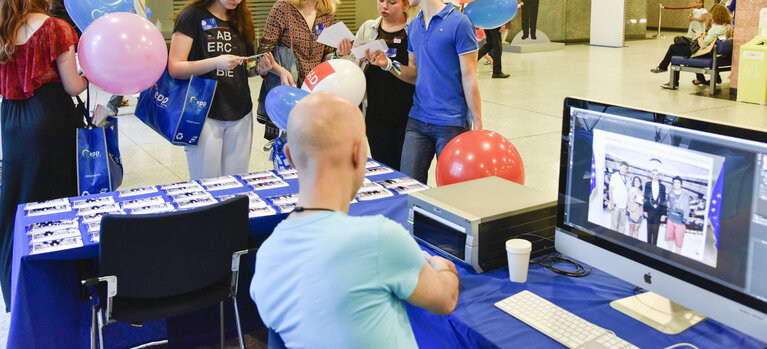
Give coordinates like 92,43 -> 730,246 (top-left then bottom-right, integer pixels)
717,39 -> 733,55
99,196 -> 249,298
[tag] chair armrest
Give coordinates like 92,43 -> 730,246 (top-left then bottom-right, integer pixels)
81,275 -> 118,322
231,248 -> 258,272
81,275 -> 118,298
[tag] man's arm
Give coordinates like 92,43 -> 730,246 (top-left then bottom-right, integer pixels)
459,51 -> 482,130
406,256 -> 460,315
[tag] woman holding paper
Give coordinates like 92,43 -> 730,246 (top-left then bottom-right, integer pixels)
353,0 -> 414,170
0,0 -> 88,311
257,0 -> 350,141
169,0 -> 273,180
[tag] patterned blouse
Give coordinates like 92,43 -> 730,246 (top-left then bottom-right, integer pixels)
0,17 -> 78,100
258,0 -> 335,83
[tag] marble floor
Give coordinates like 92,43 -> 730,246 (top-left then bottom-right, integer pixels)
2,32 -> 767,347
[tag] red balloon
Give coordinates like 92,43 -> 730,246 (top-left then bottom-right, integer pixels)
436,130 -> 525,186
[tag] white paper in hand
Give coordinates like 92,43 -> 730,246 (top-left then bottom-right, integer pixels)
316,22 -> 355,48
351,39 -> 389,60
92,104 -> 109,127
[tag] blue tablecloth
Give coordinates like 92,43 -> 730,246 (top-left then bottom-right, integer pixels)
407,261 -> 766,348
7,168 -> 765,348
7,167 -> 410,349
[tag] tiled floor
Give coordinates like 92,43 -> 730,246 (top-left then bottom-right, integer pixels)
2,32 -> 767,347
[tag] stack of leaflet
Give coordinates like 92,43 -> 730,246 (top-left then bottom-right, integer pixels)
24,198 -> 82,254
22,162 -> 422,254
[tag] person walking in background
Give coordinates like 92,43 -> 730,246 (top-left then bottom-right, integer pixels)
0,0 -> 89,311
476,26 -> 509,78
519,0 -> 538,40
643,167 -> 667,246
665,176 -> 692,254
627,176 -> 644,240
354,0 -> 415,170
608,162 -> 630,235
366,0 -> 482,184
169,0 -> 273,179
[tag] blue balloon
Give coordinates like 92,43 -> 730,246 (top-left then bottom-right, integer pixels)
145,6 -> 152,19
265,86 -> 311,130
464,0 -> 518,29
64,0 -> 134,32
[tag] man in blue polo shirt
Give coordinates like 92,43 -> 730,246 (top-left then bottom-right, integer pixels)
366,0 -> 482,184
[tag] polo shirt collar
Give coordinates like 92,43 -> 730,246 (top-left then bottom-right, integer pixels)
433,4 -> 455,19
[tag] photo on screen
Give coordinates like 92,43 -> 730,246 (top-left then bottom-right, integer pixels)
587,129 -> 724,267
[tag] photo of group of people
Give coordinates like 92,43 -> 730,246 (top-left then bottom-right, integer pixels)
588,129 -> 723,267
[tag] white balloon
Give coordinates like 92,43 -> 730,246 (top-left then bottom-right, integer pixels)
301,59 -> 366,105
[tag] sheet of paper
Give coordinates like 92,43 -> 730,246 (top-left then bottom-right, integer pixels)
316,21 -> 355,48
351,40 -> 389,60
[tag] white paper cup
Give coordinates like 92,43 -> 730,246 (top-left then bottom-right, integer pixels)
506,239 -> 532,283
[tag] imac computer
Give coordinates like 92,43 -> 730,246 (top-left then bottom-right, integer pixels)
556,97 -> 767,342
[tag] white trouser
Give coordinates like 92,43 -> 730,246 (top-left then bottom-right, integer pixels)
185,112 -> 253,180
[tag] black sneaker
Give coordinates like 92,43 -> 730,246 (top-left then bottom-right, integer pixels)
650,67 -> 667,73
492,72 -> 510,79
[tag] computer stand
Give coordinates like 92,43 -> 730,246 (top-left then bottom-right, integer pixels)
610,291 -> 706,335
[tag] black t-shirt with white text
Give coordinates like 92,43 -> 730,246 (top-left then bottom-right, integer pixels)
174,7 -> 254,121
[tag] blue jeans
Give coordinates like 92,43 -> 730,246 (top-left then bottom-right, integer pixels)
400,118 -> 469,184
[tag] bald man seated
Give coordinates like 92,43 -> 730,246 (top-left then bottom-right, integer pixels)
249,92 -> 460,348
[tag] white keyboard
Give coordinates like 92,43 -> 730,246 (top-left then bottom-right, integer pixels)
494,290 -> 638,349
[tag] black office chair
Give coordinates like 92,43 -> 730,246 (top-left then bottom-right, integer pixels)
81,196 -> 254,349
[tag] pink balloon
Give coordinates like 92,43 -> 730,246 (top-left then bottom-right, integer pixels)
78,12 -> 167,95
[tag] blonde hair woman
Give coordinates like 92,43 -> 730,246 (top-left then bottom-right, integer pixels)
256,0 -> 346,140
259,0 -> 341,84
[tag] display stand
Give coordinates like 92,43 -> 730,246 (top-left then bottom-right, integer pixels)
610,292 -> 706,335
590,0 -> 625,47
504,30 -> 564,53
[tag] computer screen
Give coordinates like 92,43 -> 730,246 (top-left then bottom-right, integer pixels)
555,97 -> 767,342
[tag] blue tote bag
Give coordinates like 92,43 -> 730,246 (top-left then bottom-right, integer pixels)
76,93 -> 123,195
135,70 -> 217,145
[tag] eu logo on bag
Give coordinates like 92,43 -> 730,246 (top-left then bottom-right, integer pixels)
154,90 -> 170,109
81,149 -> 101,159
190,96 -> 207,109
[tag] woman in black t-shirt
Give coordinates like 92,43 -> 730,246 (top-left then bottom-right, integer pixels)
169,0 -> 273,179
354,0 -> 415,171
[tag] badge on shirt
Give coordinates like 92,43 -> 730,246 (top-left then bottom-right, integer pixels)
313,23 -> 325,36
385,48 -> 397,58
393,36 -> 402,44
201,18 -> 218,31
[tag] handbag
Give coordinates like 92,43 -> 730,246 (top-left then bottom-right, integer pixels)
135,69 -> 217,145
75,91 -> 123,196
257,26 -> 300,140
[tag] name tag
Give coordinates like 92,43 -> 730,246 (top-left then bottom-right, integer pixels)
201,18 -> 218,31
393,36 -> 402,44
314,23 -> 325,36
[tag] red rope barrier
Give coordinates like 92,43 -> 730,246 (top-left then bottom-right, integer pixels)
661,6 -> 694,10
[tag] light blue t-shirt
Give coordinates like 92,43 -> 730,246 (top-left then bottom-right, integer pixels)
250,211 -> 425,349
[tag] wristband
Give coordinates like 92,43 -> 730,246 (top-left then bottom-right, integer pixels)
391,60 -> 402,75
382,57 -> 393,71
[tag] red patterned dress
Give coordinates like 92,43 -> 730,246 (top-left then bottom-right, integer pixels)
0,17 -> 83,310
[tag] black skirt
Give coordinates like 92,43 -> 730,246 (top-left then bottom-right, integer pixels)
0,82 -> 81,311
